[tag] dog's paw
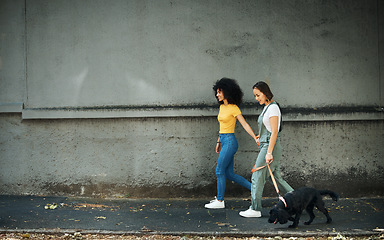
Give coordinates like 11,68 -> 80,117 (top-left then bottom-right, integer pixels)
288,224 -> 298,228
304,221 -> 311,225
326,218 -> 332,224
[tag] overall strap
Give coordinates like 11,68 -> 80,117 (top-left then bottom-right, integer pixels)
260,101 -> 282,133
258,101 -> 276,136
260,101 -> 276,117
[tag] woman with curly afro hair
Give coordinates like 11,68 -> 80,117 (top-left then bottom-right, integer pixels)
205,78 -> 259,209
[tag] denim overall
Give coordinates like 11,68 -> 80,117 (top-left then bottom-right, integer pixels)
250,102 -> 294,211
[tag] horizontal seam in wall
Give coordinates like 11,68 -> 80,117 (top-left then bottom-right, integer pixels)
22,105 -> 383,113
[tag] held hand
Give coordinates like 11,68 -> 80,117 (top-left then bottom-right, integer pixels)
265,153 -> 273,164
256,135 -> 260,147
216,143 -> 221,154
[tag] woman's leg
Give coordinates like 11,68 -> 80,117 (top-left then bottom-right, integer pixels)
225,157 -> 251,190
269,141 -> 294,194
271,166 -> 294,193
215,135 -> 238,201
251,145 -> 268,211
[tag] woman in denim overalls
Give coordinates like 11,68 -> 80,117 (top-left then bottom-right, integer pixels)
240,81 -> 294,217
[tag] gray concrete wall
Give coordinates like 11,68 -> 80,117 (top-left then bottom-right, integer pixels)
0,0 -> 25,112
17,0 -> 384,113
1,114 -> 383,198
0,0 -> 383,198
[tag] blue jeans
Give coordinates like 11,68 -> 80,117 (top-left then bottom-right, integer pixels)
216,133 -> 252,201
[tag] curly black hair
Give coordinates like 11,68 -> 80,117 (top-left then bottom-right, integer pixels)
213,78 -> 244,106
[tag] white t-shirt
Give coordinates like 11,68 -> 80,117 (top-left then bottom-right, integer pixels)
261,103 -> 281,133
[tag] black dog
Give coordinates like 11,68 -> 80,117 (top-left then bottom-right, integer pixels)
268,187 -> 339,228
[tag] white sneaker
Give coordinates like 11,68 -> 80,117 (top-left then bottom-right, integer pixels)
205,198 -> 225,209
239,207 -> 262,218
209,196 -> 218,203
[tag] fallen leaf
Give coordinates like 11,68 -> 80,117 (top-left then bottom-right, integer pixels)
44,203 -> 57,209
73,203 -> 115,209
21,233 -> 30,238
140,226 -> 152,232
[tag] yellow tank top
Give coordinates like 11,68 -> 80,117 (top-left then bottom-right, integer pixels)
218,104 -> 241,133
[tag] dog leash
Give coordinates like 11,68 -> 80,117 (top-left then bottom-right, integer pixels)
251,162 -> 287,208
251,164 -> 266,172
266,163 -> 287,208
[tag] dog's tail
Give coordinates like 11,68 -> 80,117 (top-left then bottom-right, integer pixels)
319,190 -> 339,201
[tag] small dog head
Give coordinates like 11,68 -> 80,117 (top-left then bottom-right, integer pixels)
268,206 -> 290,225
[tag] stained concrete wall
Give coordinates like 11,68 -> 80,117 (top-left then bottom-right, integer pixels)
0,0 -> 383,198
3,0 -> 383,114
1,114 -> 383,198
0,0 -> 25,112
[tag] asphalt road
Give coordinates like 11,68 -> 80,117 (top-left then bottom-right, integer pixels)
0,195 -> 383,237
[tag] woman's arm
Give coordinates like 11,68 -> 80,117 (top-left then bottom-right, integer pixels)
265,116 -> 279,164
216,136 -> 221,154
237,114 -> 259,145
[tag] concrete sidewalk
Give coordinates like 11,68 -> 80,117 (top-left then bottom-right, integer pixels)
0,195 -> 383,237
